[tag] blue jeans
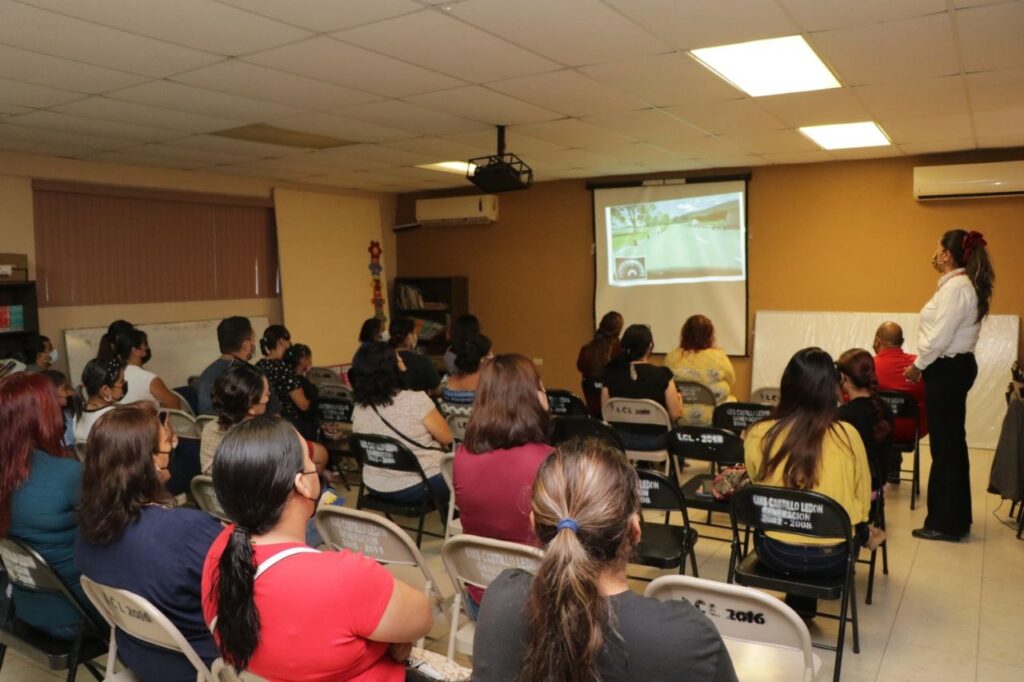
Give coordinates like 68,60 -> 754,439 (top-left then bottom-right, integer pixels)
373,474 -> 450,513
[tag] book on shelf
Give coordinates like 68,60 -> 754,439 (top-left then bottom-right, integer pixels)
0,305 -> 24,333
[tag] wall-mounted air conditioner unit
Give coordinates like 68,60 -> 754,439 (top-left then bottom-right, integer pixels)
914,160 -> 1024,200
415,195 -> 499,225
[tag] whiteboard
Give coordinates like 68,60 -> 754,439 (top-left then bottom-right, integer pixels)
65,317 -> 270,391
751,311 -> 1019,450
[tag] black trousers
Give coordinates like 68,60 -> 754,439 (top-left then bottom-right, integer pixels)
922,353 -> 977,536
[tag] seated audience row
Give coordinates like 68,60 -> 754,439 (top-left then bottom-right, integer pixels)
438,333 -> 492,418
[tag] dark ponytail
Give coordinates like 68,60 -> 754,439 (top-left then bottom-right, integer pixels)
522,438 -> 639,682
259,325 -> 290,357
80,358 -> 124,403
207,417 -> 305,672
941,229 -> 994,321
837,348 -> 892,444
96,320 -> 134,364
113,328 -> 147,363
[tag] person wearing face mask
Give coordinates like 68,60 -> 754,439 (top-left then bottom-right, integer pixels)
73,358 -> 127,442
283,343 -> 319,442
75,403 -> 222,681
42,369 -> 77,451
197,316 -> 279,416
255,325 -> 317,440
116,328 -> 183,410
21,333 -> 57,372
904,230 -> 995,543
388,317 -> 441,395
0,372 -> 102,640
201,417 -> 433,680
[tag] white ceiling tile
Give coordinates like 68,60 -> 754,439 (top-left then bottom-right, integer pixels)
761,150 -> 837,163
487,70 -> 648,117
656,135 -> 747,158
0,44 -> 149,94
314,143 -> 438,167
527,148 -> 620,168
0,103 -> 32,116
956,1 -> 1024,72
217,0 -> 422,32
579,53 -> 742,107
298,152 -> 398,173
0,123 -> 133,152
603,0 -> 799,50
53,97 -> 239,133
333,100 -> 489,136
403,86 -> 562,126
755,88 -> 874,127
699,155 -> 769,167
0,137 -> 50,154
511,119 -> 637,147
172,61 -> 381,110
579,142 -> 693,167
779,0 -> 949,31
717,129 -> 820,154
109,81 -> 307,122
164,134 -> 314,158
879,113 -> 974,143
580,109 -> 707,143
84,150 -> 198,170
268,113 -> 416,142
953,0 -> 1013,6
0,77 -> 83,108
899,139 -> 977,155
810,13 -> 960,86
380,136 -> 492,160
664,99 -> 786,135
854,75 -> 969,119
448,0 -> 672,66
973,106 -> 1024,136
965,68 -> 1024,111
0,2 -> 221,77
442,129 -> 568,153
17,0 -> 311,55
3,110 -> 184,143
975,132 -> 1024,148
827,146 -> 905,160
332,11 -> 560,82
115,143 -> 258,165
244,37 -> 465,97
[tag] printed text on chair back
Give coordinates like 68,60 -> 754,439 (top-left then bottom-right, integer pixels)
713,402 -> 772,434
446,414 -> 470,441
676,381 -> 716,406
442,536 -> 544,590
315,508 -> 420,568
545,390 -> 588,417
751,387 -> 781,406
82,581 -> 181,651
0,539 -> 66,593
602,398 -> 671,428
876,391 -> 918,420
637,469 -> 685,512
668,426 -> 743,464
730,486 -> 851,540
351,434 -> 423,473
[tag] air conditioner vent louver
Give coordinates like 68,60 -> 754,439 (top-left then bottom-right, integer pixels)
415,195 -> 499,226
914,160 -> 1024,200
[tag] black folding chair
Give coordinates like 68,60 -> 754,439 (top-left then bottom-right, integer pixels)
545,389 -> 589,417
0,538 -> 107,682
858,490 -> 888,604
317,385 -> 357,490
877,391 -> 921,509
581,377 -> 604,418
634,469 -> 700,578
727,486 -> 860,682
550,416 -> 625,452
675,381 -> 717,424
350,433 -> 444,547
713,402 -> 772,435
667,425 -> 744,540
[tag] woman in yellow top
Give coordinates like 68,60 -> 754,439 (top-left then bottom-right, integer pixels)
664,315 -> 736,425
743,347 -> 871,616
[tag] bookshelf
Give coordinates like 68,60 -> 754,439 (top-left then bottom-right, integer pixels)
0,281 -> 39,360
392,277 -> 468,356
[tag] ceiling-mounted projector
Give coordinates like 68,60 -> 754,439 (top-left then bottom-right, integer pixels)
467,125 -> 533,193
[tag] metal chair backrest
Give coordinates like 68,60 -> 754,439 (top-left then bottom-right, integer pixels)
195,415 -> 217,431
645,575 -> 815,680
80,576 -> 214,681
713,402 -> 772,435
545,389 -> 589,417
602,398 -> 673,431
446,414 -> 470,442
439,452 -> 461,539
164,409 -> 201,439
212,658 -> 269,681
877,390 -> 920,446
307,366 -> 346,388
751,387 -> 781,406
171,390 -> 195,416
314,506 -> 446,603
581,378 -> 603,395
441,534 -> 544,592
676,381 -> 717,406
667,426 -> 744,465
550,416 -> 625,451
637,469 -> 691,524
74,440 -> 88,462
730,486 -> 853,545
350,433 -> 428,476
190,475 -> 230,522
0,538 -> 82,601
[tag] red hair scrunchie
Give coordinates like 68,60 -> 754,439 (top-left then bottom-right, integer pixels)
962,230 -> 986,260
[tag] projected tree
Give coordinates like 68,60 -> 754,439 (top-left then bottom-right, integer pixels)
610,204 -> 653,234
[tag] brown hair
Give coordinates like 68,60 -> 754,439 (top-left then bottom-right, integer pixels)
78,403 -> 170,544
837,348 -> 892,444
579,312 -> 623,378
941,229 -> 994,321
522,438 -> 639,682
680,314 -> 714,352
463,354 -> 549,454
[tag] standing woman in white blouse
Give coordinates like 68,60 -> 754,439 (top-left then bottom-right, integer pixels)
904,229 -> 994,542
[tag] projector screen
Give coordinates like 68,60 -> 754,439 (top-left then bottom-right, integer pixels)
593,180 -> 748,355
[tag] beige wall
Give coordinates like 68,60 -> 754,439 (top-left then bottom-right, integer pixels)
396,148 -> 1024,396
0,150 -> 391,377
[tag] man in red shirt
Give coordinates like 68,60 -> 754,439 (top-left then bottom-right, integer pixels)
873,321 -> 928,482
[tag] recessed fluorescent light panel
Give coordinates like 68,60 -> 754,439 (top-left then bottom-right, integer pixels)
690,35 -> 840,97
416,161 -> 476,176
799,121 -> 891,150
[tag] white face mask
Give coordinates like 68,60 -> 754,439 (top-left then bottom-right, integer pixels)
48,348 -> 59,364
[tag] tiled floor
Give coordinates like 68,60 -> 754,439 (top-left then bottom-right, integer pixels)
3,445 -> 1021,681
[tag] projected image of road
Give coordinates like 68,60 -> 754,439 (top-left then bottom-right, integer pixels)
607,192 -> 745,285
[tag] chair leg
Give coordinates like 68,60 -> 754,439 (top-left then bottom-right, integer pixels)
415,512 -> 425,548
688,547 -> 699,578
446,593 -> 462,661
65,624 -> 84,682
849,572 -> 861,654
865,547 -> 876,605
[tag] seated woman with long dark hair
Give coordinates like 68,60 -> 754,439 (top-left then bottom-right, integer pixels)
76,403 -> 222,680
577,311 -> 623,417
0,373 -> 99,639
350,342 -> 452,510
473,438 -> 737,682
200,364 -> 269,475
744,347 -> 872,614
201,417 -> 433,680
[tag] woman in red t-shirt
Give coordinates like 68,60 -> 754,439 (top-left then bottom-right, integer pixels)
201,417 -> 432,681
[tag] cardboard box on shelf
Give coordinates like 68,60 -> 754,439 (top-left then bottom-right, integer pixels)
0,254 -> 28,282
